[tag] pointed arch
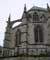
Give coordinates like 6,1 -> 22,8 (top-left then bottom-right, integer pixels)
15,29 -> 21,46
33,12 -> 39,21
34,25 -> 43,43
40,14 -> 46,21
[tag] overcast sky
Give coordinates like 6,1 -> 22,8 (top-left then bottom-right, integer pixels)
0,0 -> 50,46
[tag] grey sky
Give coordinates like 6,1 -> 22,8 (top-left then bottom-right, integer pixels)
0,0 -> 50,46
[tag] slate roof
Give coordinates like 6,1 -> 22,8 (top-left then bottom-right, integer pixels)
28,6 -> 47,12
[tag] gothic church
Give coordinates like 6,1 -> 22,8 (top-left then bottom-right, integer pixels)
0,4 -> 50,60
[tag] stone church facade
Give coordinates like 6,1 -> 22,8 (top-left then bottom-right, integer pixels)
0,4 -> 50,60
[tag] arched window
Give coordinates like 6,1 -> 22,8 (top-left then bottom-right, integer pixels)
15,29 -> 21,46
40,14 -> 46,21
34,25 -> 43,43
33,12 -> 39,21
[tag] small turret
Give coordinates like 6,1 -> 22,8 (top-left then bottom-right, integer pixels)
22,4 -> 27,18
8,14 -> 11,23
4,14 -> 12,48
47,3 -> 50,12
24,4 -> 27,13
7,14 -> 12,28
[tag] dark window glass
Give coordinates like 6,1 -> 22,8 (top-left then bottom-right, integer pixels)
39,28 -> 43,42
33,12 -> 39,21
34,25 -> 43,43
40,14 -> 46,21
15,29 -> 21,46
15,32 -> 18,46
34,27 -> 38,42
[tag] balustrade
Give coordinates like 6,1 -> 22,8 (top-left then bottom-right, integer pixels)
0,44 -> 50,58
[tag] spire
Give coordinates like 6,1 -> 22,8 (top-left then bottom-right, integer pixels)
47,3 -> 50,11
22,4 -> 27,18
8,14 -> 11,23
7,14 -> 12,28
24,4 -> 27,13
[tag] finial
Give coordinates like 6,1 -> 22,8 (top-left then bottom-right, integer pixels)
47,3 -> 49,10
24,4 -> 27,13
8,14 -> 11,21
7,14 -> 12,28
8,14 -> 11,23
